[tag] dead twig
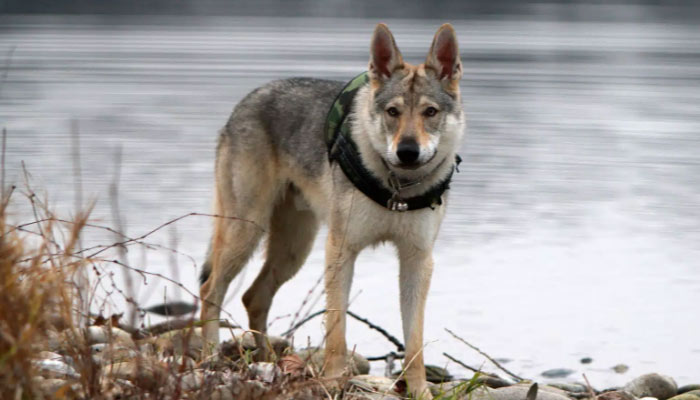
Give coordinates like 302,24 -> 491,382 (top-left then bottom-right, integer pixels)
583,373 -> 597,398
282,308 -> 405,353
443,352 -> 483,375
347,310 -> 404,352
445,327 -> 524,382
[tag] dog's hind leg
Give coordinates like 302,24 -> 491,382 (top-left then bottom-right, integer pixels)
200,135 -> 278,353
242,186 -> 319,360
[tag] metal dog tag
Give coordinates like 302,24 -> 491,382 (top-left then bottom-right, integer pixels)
387,194 -> 409,211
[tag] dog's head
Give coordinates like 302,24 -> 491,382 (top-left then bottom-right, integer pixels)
363,23 -> 464,174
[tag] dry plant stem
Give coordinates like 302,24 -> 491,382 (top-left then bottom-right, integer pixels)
347,310 -> 404,352
443,352 -> 486,375
70,118 -> 91,327
110,259 -> 240,326
283,308 -> 405,355
87,212 -> 263,260
1,127 -> 6,200
286,273 -> 324,337
109,145 -> 138,326
583,373 -> 596,398
445,327 -> 524,382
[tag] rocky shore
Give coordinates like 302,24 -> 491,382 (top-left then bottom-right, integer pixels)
28,322 -> 698,400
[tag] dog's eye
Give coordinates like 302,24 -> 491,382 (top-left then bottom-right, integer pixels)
386,107 -> 400,117
423,107 -> 439,117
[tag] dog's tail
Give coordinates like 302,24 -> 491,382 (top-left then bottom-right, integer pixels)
199,259 -> 212,286
199,243 -> 213,285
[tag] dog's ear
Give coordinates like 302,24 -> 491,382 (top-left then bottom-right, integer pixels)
425,23 -> 462,82
368,23 -> 404,82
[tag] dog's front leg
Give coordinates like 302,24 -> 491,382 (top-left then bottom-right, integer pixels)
398,242 -> 434,399
323,228 -> 358,386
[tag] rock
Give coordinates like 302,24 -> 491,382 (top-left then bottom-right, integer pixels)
679,386 -> 700,395
613,364 -> 630,374
249,362 -> 281,384
90,343 -> 139,365
668,391 -> 700,400
178,370 -> 205,391
393,364 -> 452,383
211,385 -> 235,400
37,351 -> 63,361
156,327 -> 204,358
476,375 -> 512,389
145,301 -> 197,316
581,357 -> 594,364
466,384 -> 572,400
295,347 -> 370,375
347,375 -> 400,396
102,359 -> 166,389
541,368 -> 576,378
163,355 -> 196,370
623,373 -> 678,400
640,398 -> 661,400
549,382 -> 589,393
34,358 -> 79,379
36,378 -> 71,396
597,392 -> 637,400
231,380 -> 268,399
425,364 -> 453,383
226,329 -> 291,357
85,325 -> 135,346
45,329 -> 63,352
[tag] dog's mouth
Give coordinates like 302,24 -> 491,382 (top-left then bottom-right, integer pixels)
386,151 -> 437,171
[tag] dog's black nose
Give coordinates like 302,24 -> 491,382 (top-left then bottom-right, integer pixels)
396,139 -> 420,165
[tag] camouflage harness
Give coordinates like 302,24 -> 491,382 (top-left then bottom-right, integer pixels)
325,72 -> 461,212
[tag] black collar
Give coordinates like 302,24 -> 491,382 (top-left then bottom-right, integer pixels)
325,72 -> 461,212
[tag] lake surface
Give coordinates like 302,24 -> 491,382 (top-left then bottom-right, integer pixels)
1,12 -> 699,387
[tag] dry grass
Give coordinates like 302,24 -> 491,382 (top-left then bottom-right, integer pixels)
0,185 -> 89,398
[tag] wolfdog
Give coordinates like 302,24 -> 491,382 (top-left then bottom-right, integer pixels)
199,23 -> 465,398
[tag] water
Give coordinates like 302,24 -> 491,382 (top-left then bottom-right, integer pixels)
1,13 -> 699,387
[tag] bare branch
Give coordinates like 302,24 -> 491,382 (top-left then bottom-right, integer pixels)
445,327 -> 524,382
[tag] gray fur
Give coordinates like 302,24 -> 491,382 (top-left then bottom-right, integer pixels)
222,78 -> 344,177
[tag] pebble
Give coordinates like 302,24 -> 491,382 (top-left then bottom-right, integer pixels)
163,355 -> 196,370
102,360 -> 165,389
548,382 -> 589,393
211,385 -> 235,400
178,370 -> 205,391
34,358 -> 79,379
90,343 -> 139,365
613,364 -> 630,374
156,327 -> 204,358
85,325 -> 134,346
679,386 -> 700,394
467,384 -> 571,400
623,373 -> 678,400
597,391 -> 637,400
541,368 -> 575,378
581,357 -> 594,364
249,362 -> 280,383
36,378 -> 72,396
226,329 -> 291,357
668,391 -> 700,400
347,375 -> 399,395
295,347 -> 370,375
392,364 -> 452,383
